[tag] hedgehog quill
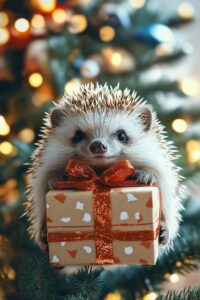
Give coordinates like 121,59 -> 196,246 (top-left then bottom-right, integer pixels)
24,83 -> 183,271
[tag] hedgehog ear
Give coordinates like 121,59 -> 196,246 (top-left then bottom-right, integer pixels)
136,104 -> 152,132
50,108 -> 65,127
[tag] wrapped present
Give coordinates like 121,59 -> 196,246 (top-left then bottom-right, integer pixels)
46,160 -> 161,267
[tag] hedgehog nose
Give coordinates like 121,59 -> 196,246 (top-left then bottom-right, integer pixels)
89,141 -> 107,154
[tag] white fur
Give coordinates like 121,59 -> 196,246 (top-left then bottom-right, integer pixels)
26,85 -> 183,273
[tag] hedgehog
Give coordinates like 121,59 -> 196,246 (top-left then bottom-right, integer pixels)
24,83 -> 183,269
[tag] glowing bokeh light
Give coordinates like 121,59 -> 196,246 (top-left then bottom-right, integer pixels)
177,2 -> 194,20
28,73 -> 43,88
31,14 -> 45,29
129,0 -> 146,8
64,78 -> 81,95
0,142 -> 13,155
36,0 -> 56,12
68,15 -> 87,34
99,26 -> 116,42
18,128 -> 35,143
0,12 -> 9,27
179,78 -> 199,97
52,9 -> 67,24
172,118 -> 188,133
14,18 -> 30,33
0,27 -> 10,44
143,292 -> 158,300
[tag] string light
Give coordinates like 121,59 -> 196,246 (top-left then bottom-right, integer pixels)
0,28 -> 10,45
14,18 -> 30,33
7,268 -> 16,280
5,179 -> 17,190
18,128 -> 35,143
129,0 -> 146,8
99,26 -> 116,42
36,0 -> 56,13
179,78 -> 199,97
169,273 -> 180,283
28,73 -> 43,88
31,14 -> 45,30
3,266 -> 16,280
104,291 -> 122,300
68,15 -> 87,34
0,116 -> 10,136
172,118 -> 188,133
186,139 -> 200,163
111,51 -> 122,67
143,291 -> 158,300
64,78 -> 81,95
176,261 -> 182,267
184,258 -> 194,264
0,12 -> 9,27
177,3 -> 194,20
52,9 -> 67,24
155,44 -> 173,56
0,142 -> 13,155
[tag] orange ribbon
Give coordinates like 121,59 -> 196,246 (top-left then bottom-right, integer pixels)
50,159 -> 160,265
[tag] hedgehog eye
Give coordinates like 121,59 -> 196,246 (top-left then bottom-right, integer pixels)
72,130 -> 85,143
116,130 -> 128,144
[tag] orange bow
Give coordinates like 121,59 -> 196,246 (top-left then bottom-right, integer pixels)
53,159 -> 144,190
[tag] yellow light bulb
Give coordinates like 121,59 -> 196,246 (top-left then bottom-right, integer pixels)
143,292 -> 158,300
0,116 -> 10,136
177,3 -> 194,20
31,14 -> 45,29
104,291 -> 122,300
36,0 -> 56,12
129,0 -> 146,8
179,78 -> 200,97
28,73 -> 43,88
0,27 -> 10,44
99,26 -> 116,42
0,116 -> 5,125
68,15 -> 87,34
0,12 -> 9,27
64,78 -> 81,95
18,128 -> 35,143
111,52 -> 122,66
172,118 -> 188,133
52,9 -> 67,24
0,142 -> 13,155
14,18 -> 30,33
186,140 -> 200,163
169,273 -> 180,283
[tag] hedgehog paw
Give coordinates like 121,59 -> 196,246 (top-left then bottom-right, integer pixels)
159,222 -> 169,246
48,173 -> 67,190
132,168 -> 158,184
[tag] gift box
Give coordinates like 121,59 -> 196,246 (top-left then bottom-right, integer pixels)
46,160 -> 161,267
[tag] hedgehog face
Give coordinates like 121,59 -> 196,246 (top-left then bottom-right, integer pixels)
49,104 -> 153,172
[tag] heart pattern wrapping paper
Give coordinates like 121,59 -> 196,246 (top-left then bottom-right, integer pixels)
46,186 -> 160,267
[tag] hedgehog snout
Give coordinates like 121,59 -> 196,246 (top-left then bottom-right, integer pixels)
89,140 -> 108,155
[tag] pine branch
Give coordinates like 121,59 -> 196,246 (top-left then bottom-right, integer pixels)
158,286 -> 200,300
100,224 -> 200,298
70,266 -> 103,295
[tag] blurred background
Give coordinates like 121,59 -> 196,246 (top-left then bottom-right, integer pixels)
0,0 -> 200,299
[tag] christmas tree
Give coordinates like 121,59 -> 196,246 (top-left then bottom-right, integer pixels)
0,0 -> 200,299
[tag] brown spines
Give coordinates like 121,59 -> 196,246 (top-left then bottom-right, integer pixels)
60,83 -> 138,115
